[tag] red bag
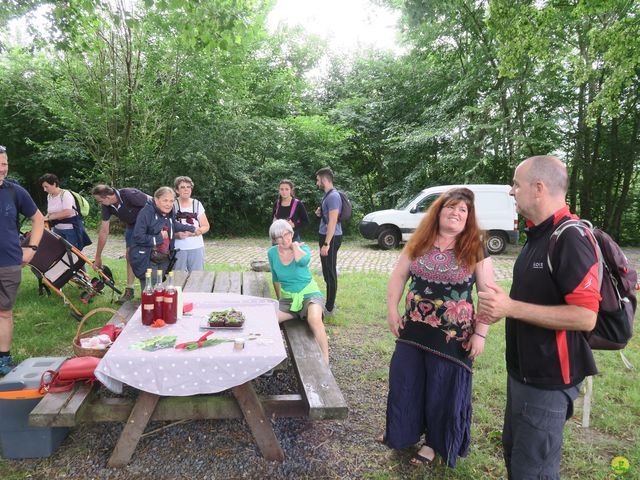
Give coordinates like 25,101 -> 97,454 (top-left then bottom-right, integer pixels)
39,356 -> 101,394
98,324 -> 122,342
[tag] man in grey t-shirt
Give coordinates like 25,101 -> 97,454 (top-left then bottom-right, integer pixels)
314,167 -> 342,315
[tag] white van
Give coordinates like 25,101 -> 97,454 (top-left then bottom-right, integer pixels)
359,184 -> 519,254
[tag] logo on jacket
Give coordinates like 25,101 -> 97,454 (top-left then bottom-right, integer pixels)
532,262 -> 544,269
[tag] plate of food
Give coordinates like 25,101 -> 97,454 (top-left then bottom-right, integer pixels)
201,308 -> 246,330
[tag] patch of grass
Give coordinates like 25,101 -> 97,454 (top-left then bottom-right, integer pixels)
360,367 -> 389,383
11,258 -> 130,362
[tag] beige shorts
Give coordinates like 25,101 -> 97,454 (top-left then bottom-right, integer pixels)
279,295 -> 325,321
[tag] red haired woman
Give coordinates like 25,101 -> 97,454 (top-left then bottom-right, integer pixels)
379,187 -> 496,468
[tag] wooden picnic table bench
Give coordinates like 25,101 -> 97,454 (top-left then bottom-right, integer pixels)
29,270 -> 348,466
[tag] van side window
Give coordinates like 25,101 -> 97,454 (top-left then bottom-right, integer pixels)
415,194 -> 439,213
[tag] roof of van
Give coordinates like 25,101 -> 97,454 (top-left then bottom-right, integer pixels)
420,184 -> 511,193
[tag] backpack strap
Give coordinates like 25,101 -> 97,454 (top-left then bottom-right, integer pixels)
4,181 -> 23,231
547,219 -> 603,290
61,189 -> 78,216
274,199 -> 281,219
174,199 -> 181,214
289,198 -> 299,220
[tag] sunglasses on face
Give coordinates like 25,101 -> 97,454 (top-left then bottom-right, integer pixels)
275,231 -> 293,240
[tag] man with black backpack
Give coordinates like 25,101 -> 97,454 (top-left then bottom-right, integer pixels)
0,146 -> 45,375
315,167 -> 342,316
477,155 -> 600,480
92,184 -> 150,304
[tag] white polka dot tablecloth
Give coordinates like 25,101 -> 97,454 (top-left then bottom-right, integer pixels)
95,292 -> 287,396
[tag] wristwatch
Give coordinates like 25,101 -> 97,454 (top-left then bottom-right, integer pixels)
24,245 -> 38,251
323,242 -> 329,247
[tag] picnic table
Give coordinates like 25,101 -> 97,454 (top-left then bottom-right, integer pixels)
29,271 -> 348,467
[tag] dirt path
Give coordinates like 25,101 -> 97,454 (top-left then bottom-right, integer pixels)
83,237 -> 640,282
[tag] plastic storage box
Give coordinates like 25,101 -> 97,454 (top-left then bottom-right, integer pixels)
0,357 -> 69,459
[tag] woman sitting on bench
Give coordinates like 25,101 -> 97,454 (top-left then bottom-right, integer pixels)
268,219 -> 329,364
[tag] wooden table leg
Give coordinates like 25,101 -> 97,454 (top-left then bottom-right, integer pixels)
107,391 -> 160,467
232,382 -> 285,461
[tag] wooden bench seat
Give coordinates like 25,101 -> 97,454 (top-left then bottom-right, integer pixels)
281,320 -> 348,420
30,383 -> 95,428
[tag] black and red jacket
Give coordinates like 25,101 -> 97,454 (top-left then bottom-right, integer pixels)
506,206 -> 599,388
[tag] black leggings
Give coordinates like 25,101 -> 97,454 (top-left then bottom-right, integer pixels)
318,234 -> 342,311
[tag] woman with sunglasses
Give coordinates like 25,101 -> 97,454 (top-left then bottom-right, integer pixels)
268,219 -> 329,364
173,176 -> 210,271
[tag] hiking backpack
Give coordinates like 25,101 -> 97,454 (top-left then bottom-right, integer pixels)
337,190 -> 352,223
547,219 -> 637,350
64,189 -> 90,217
174,199 -> 201,225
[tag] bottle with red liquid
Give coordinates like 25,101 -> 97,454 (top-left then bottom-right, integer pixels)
163,271 -> 178,324
141,269 -> 154,326
153,269 -> 165,321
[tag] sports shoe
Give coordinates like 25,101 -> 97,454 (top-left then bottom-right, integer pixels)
115,287 -> 135,305
0,355 -> 16,376
324,306 -> 337,317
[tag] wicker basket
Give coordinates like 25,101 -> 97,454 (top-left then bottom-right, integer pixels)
73,307 -> 127,358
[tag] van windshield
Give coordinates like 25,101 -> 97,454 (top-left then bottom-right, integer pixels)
396,196 -> 415,210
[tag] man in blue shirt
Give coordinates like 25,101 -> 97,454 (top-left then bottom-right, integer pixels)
315,167 -> 342,315
0,146 -> 45,375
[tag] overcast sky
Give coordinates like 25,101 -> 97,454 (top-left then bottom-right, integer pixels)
267,0 -> 402,54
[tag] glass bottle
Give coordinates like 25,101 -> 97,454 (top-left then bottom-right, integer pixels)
153,269 -> 165,321
141,269 -> 154,326
163,271 -> 178,324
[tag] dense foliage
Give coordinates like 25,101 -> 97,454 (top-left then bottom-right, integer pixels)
1,0 -> 638,241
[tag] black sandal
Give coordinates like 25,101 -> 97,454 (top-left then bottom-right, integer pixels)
409,446 -> 434,467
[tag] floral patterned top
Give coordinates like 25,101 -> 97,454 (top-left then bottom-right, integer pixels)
398,247 -> 485,372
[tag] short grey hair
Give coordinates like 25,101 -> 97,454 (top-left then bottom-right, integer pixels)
269,219 -> 293,242
154,186 -> 175,199
523,155 -> 568,196
174,176 -> 194,189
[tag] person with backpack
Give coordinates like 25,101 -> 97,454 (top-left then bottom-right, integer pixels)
314,167 -> 342,316
39,173 -> 92,250
173,176 -> 210,271
271,179 -> 308,242
477,155 -> 600,480
0,146 -> 45,375
92,184 -> 150,304
129,186 -> 198,283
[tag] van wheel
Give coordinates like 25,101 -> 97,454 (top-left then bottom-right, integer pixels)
487,231 -> 507,255
378,228 -> 399,250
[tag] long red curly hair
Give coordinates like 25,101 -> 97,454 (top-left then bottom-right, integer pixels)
404,187 -> 485,272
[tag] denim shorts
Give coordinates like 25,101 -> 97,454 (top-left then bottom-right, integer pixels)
279,295 -> 325,320
125,226 -> 134,247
